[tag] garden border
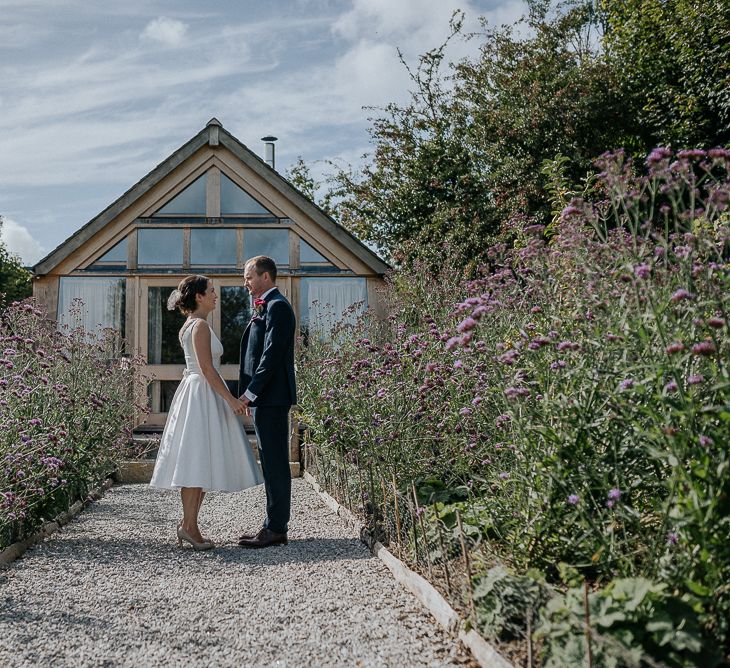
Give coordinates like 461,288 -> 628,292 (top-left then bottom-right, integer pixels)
303,470 -> 513,668
0,477 -> 114,567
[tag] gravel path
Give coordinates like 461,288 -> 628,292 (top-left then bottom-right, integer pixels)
0,479 -> 473,667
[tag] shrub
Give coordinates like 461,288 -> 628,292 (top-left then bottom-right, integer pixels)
536,578 -> 721,667
0,300 -> 144,548
298,148 -> 730,656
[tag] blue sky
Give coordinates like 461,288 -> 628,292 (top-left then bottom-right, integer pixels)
0,0 -> 525,265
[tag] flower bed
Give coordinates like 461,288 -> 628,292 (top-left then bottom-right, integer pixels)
298,149 -> 730,665
0,300 -> 144,550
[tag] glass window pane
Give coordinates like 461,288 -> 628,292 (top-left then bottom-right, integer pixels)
244,229 -> 289,265
300,239 -> 330,264
221,173 -> 270,215
299,277 -> 367,341
147,286 -> 186,364
190,228 -> 237,266
155,174 -> 207,215
148,380 -> 181,413
57,277 -> 126,341
220,286 -> 251,364
97,238 -> 127,264
138,229 -> 183,265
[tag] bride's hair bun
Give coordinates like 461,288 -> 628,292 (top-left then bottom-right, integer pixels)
168,275 -> 210,314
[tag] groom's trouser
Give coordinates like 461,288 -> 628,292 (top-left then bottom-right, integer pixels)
251,406 -> 291,534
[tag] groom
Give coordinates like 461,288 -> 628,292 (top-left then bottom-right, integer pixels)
238,255 -> 297,548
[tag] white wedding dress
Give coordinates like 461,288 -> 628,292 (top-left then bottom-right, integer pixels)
150,318 -> 263,492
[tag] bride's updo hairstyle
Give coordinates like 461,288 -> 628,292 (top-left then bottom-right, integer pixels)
167,275 -> 210,314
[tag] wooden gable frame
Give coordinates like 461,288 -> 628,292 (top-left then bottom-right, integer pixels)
32,118 -> 389,279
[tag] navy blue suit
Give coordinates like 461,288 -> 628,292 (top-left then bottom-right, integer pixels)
239,288 -> 296,534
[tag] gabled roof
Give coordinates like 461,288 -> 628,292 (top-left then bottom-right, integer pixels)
32,118 -> 389,276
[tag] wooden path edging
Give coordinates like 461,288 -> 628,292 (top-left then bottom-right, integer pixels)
303,471 -> 513,668
0,478 -> 114,568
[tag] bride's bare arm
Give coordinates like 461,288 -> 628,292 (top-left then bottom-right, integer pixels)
191,320 -> 246,413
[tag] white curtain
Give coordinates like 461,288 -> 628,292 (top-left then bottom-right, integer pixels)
304,278 -> 367,339
148,288 -> 163,365
57,277 -> 125,339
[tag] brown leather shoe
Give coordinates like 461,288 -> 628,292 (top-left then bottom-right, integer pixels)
237,531 -> 260,541
238,528 -> 288,548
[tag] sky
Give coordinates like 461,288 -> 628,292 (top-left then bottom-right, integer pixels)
0,0 -> 526,266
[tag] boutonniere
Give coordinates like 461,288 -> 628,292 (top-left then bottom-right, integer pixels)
253,298 -> 267,318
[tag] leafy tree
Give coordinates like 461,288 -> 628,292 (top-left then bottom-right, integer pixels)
315,0 -> 729,270
285,157 -> 339,219
599,0 -> 730,149
0,217 -> 32,305
285,157 -> 319,202
326,4 -> 631,269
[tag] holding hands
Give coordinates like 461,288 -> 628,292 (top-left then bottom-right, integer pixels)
228,396 -> 249,416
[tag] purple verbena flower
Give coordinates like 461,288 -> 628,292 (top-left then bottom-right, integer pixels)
498,349 -> 519,365
677,149 -> 706,160
567,494 -> 580,505
445,337 -> 460,351
665,342 -> 685,355
634,263 -> 651,279
561,205 -> 582,219
708,147 -> 730,160
504,387 -> 530,400
619,379 -> 634,391
524,224 -> 545,236
670,288 -> 693,303
699,435 -> 713,446
646,147 -> 672,165
495,414 -> 510,428
691,340 -> 716,356
457,317 -> 477,333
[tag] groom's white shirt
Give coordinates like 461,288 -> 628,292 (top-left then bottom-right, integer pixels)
243,286 -> 277,403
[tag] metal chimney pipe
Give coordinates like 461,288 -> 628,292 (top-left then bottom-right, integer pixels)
261,135 -> 278,169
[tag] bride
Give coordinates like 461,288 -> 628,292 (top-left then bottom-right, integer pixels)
150,275 -> 262,550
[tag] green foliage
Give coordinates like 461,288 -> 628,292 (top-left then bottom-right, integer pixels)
286,157 -> 318,203
284,156 -> 339,220
326,6 -> 628,269
537,578 -> 721,667
0,300 -> 145,548
0,218 -> 32,305
298,150 -> 730,657
316,1 -> 730,270
473,566 -> 551,640
600,0 -> 730,149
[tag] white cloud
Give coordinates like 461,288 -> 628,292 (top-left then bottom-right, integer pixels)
0,1 -> 530,252
332,39 -> 411,109
0,217 -> 47,265
140,17 -> 189,47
